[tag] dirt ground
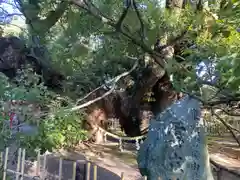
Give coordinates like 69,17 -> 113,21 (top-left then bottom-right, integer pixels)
208,136 -> 240,179
5,142 -> 142,180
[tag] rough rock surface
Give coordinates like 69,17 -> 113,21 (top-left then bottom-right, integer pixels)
137,95 -> 214,180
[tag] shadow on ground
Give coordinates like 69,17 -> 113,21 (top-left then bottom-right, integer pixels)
6,148 -> 121,180
41,153 -> 121,180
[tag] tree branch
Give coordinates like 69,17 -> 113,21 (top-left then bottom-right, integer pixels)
82,0 -> 115,24
17,0 -> 68,35
181,88 -> 240,109
71,0 -> 168,68
67,56 -> 139,112
212,109 -> 240,146
0,23 -> 27,33
207,97 -> 240,107
40,1 -> 69,33
115,2 -> 131,31
75,85 -> 103,105
0,7 -> 23,17
73,0 -> 115,26
132,0 -> 145,41
219,108 -> 240,117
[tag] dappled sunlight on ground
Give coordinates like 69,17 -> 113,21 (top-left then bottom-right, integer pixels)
208,136 -> 240,160
72,143 -> 141,179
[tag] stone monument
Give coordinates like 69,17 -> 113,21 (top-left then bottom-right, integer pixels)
137,95 -> 214,180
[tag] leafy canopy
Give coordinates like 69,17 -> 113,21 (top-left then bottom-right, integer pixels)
0,0 -> 239,154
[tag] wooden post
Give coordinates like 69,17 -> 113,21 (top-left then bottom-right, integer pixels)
15,148 -> 22,180
119,139 -> 123,152
42,153 -> 47,179
20,149 -> 26,180
103,133 -> 107,143
217,168 -> 223,180
85,162 -> 91,180
93,165 -> 97,180
59,158 -> 63,180
72,162 -> 76,180
120,172 -> 124,180
3,147 -> 9,180
0,152 -> 3,167
36,150 -> 40,176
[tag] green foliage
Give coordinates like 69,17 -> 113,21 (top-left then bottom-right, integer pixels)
0,0 -> 239,154
19,111 -> 87,156
0,67 -> 87,156
168,5 -> 240,96
44,1 -> 239,99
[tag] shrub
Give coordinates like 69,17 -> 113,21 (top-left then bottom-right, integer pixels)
0,67 -> 87,158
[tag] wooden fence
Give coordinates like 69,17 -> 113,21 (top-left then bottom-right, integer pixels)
1,147 -> 240,180
109,116 -> 240,138
0,147 -> 149,180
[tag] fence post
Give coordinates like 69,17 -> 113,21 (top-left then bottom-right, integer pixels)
58,158 -> 63,180
19,149 -> 26,180
72,162 -> 76,180
119,139 -> 123,152
0,152 -> 3,167
15,148 -> 22,180
36,150 -> 40,176
93,165 -> 97,180
104,133 -> 107,143
41,153 -> 47,179
0,150 -> 2,180
135,139 -> 140,150
2,147 -> 9,180
85,162 -> 91,180
120,172 -> 124,180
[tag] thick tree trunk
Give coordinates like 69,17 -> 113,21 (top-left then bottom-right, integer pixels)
151,73 -> 182,115
83,76 -> 180,138
83,49 -> 179,138
83,89 -> 117,143
115,70 -> 180,136
139,103 -> 153,133
83,46 -> 179,138
116,64 -> 165,136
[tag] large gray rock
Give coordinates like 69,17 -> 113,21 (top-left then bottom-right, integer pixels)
137,95 -> 214,180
